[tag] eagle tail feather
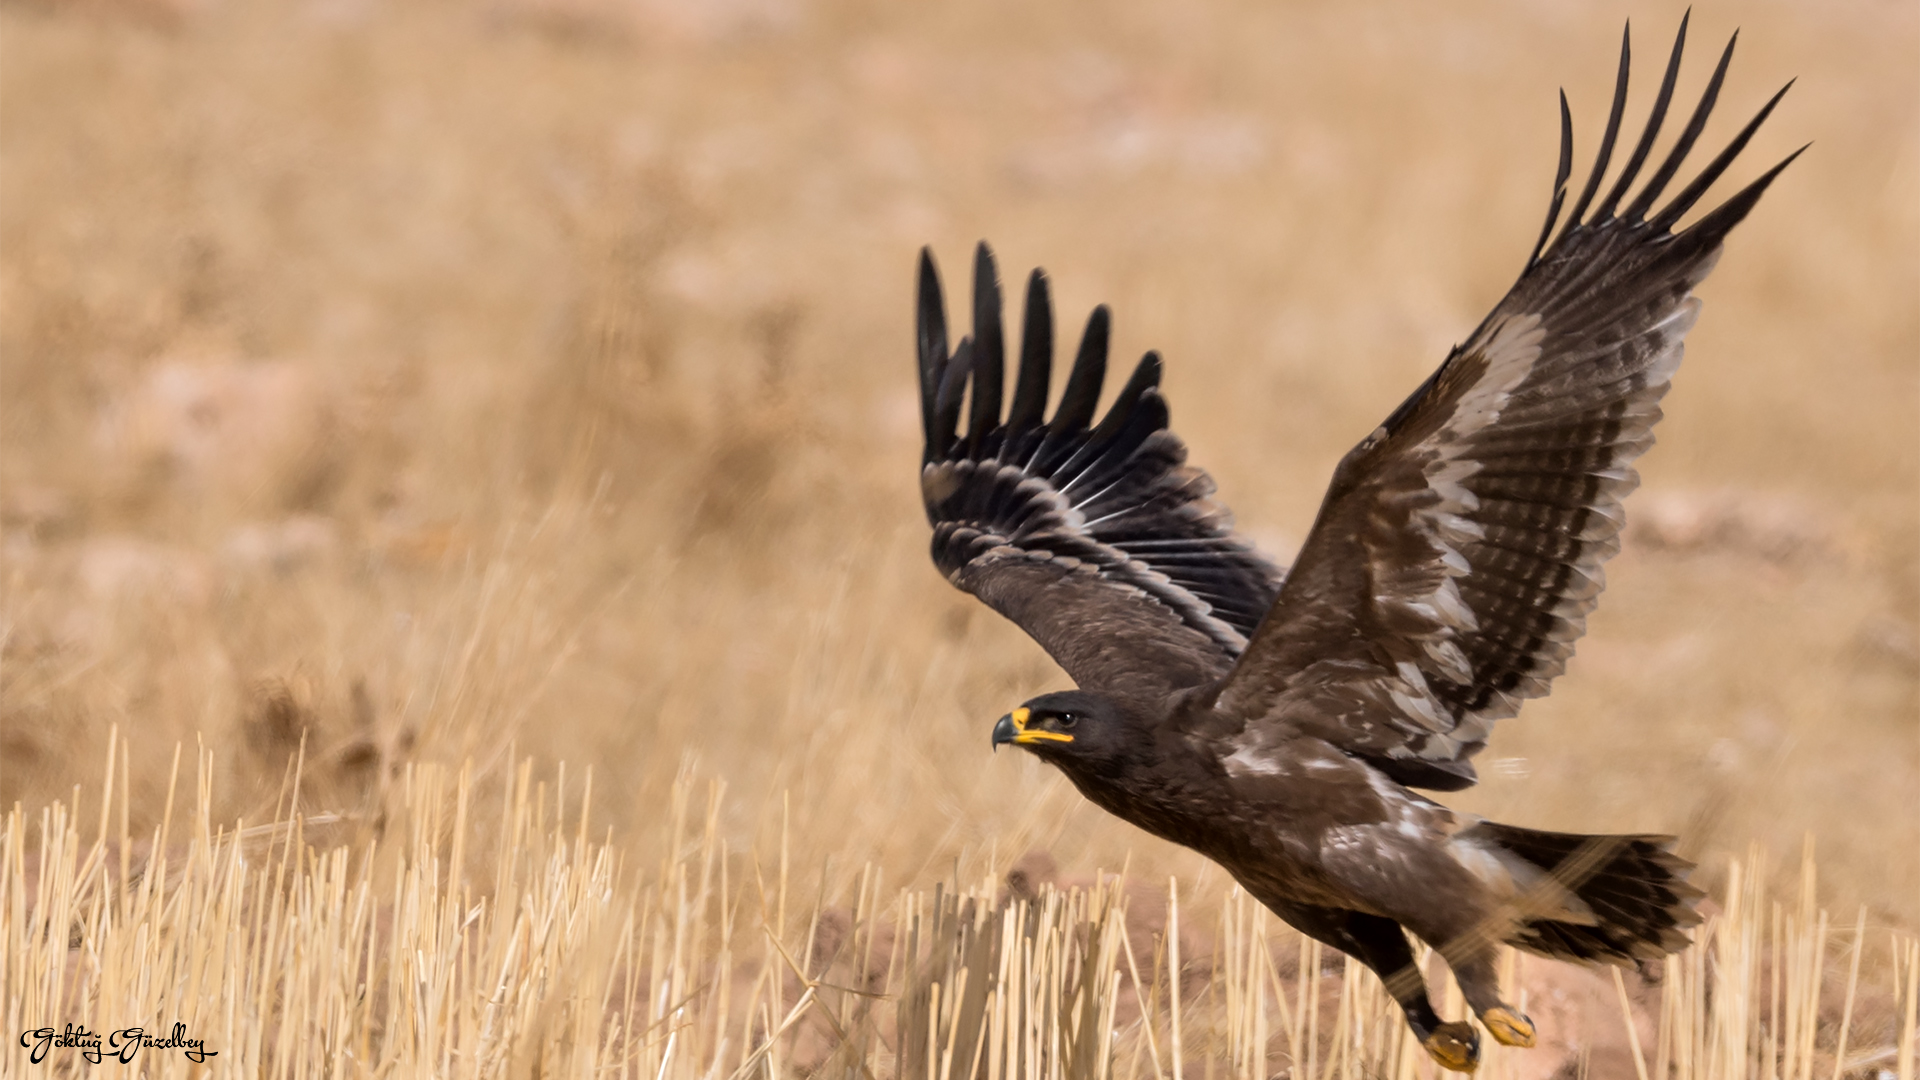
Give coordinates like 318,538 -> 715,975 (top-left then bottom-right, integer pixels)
1471,822 -> 1705,964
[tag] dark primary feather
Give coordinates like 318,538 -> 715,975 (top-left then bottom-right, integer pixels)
1521,91 -> 1573,272
1557,24 -> 1632,239
1007,272 -> 1052,432
1590,14 -> 1690,224
918,244 -> 1287,701
1622,29 -> 1737,222
967,247 -> 1005,458
1211,21 -> 1800,790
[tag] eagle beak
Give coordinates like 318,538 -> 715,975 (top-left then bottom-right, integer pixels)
992,713 -> 1016,750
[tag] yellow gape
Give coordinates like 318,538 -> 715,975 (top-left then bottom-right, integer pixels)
1011,707 -> 1073,745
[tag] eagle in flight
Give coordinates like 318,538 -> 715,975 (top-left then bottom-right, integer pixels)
914,16 -> 1798,1073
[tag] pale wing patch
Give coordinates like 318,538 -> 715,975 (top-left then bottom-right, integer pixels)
1437,315 -> 1546,442
1394,316 -> 1543,690
928,458 -> 1254,655
1387,661 -> 1451,732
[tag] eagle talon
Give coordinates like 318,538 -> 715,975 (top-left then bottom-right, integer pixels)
1423,1021 -> 1481,1073
1482,1005 -> 1535,1048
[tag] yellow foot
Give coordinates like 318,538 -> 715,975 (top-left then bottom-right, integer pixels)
1423,1021 -> 1481,1073
1482,1005 -> 1536,1048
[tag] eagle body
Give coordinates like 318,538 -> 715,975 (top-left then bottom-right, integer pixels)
918,18 -> 1798,1073
1032,690 -> 1608,939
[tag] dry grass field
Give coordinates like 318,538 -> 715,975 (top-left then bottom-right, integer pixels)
1,0 -> 1916,1074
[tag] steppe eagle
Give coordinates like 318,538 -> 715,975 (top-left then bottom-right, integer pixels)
914,17 -> 1798,1073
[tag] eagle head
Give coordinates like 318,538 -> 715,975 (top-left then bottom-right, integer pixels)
991,689 -> 1126,765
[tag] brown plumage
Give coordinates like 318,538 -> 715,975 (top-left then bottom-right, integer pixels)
916,17 -> 1799,1073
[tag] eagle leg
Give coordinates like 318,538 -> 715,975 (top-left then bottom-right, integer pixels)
1440,941 -> 1535,1050
1337,916 -> 1484,1072
1265,902 -> 1487,1070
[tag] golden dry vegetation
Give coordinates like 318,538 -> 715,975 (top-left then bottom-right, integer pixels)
1,0 -> 1916,1074
3,753 -> 1917,1077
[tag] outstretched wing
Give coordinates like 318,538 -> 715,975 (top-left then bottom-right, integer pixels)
1212,18 -> 1803,791
920,244 -> 1288,703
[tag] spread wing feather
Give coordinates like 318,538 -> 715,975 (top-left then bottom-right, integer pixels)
1213,18 -> 1802,790
920,245 -> 1288,701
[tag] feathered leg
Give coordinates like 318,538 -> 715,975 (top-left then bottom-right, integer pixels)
1441,945 -> 1536,1049
1269,900 -> 1482,1073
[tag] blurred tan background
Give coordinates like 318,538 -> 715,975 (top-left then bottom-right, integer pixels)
2,0 -> 1914,923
